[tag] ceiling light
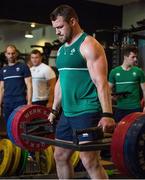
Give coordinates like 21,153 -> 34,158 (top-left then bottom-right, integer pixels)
25,31 -> 33,38
31,23 -> 36,28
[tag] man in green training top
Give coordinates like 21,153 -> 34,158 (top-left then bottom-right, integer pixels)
48,4 -> 115,180
109,45 -> 145,122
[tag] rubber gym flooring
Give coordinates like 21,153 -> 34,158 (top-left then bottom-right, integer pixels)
0,156 -> 133,179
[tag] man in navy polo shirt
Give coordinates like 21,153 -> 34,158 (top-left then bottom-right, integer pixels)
0,45 -> 32,123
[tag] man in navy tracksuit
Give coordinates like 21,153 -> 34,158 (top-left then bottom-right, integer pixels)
0,45 -> 32,123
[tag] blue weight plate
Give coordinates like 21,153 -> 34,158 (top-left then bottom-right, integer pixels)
124,113 -> 145,178
7,105 -> 25,144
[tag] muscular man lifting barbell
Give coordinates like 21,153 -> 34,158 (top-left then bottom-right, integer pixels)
48,4 -> 116,179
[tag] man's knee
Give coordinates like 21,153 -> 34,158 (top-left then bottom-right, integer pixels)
80,151 -> 100,170
54,147 -> 72,162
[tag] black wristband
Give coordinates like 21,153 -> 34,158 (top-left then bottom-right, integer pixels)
102,112 -> 114,118
51,109 -> 59,117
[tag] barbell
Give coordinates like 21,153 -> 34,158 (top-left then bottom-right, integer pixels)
6,104 -> 145,178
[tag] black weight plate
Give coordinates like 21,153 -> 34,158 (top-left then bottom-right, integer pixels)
124,113 -> 145,178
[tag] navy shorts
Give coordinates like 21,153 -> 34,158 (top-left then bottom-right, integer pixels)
3,100 -> 27,123
55,112 -> 101,142
114,108 -> 142,123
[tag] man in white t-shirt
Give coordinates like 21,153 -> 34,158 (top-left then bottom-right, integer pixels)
30,49 -> 56,108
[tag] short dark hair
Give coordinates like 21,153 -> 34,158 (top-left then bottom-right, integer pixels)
122,45 -> 138,57
30,49 -> 42,56
50,4 -> 79,23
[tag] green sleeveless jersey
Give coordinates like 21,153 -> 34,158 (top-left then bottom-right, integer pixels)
109,66 -> 145,109
56,32 -> 101,117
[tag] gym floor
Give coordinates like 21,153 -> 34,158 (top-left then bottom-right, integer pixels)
0,154 -> 133,179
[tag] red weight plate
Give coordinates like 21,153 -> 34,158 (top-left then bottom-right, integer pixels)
11,105 -> 37,149
111,112 -> 143,176
11,105 -> 52,151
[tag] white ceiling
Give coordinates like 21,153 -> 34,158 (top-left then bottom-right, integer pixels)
88,0 -> 141,6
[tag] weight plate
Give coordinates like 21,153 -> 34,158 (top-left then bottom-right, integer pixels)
124,113 -> 145,178
71,151 -> 80,168
6,144 -> 16,175
111,112 -> 142,175
48,146 -> 55,172
0,139 -> 13,176
11,105 -> 51,151
7,105 -> 24,144
8,145 -> 21,176
15,150 -> 29,175
36,145 -> 55,174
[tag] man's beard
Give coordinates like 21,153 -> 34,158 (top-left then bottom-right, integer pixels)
8,58 -> 16,63
58,28 -> 72,43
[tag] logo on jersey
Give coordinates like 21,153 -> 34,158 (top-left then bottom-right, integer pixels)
82,133 -> 89,137
16,67 -> 20,72
3,69 -> 6,73
133,72 -> 137,76
116,73 -> 120,76
70,48 -> 76,55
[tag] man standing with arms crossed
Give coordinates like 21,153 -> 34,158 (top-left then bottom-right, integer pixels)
48,5 -> 115,179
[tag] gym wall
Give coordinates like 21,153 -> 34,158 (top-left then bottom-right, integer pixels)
122,1 -> 145,29
0,24 -> 57,54
122,1 -> 145,71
